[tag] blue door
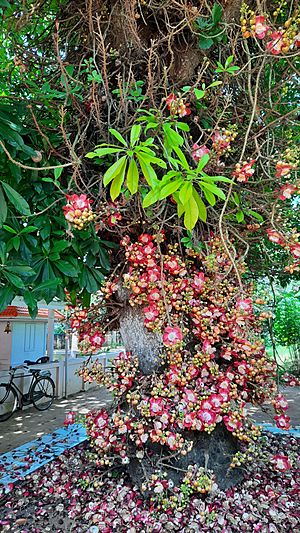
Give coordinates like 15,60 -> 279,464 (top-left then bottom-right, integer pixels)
11,321 -> 47,366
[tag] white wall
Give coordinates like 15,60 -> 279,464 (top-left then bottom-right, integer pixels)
0,352 -> 115,401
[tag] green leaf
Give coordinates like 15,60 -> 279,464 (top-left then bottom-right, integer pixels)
248,210 -> 264,222
142,187 -> 161,208
194,88 -> 205,99
5,265 -> 35,275
202,188 -> 216,206
130,124 -> 141,146
196,154 -> 210,171
81,268 -> 98,293
56,260 -> 79,277
176,122 -> 190,132
137,155 -> 158,187
193,189 -> 207,222
11,235 -> 21,251
110,158 -> 127,200
225,55 -> 234,68
0,185 -> 7,226
51,240 -> 70,254
179,182 -> 193,205
32,279 -> 62,293
0,286 -> 14,312
1,181 -> 31,216
212,2 -> 222,24
23,290 -> 38,319
173,146 -> 189,170
54,167 -> 63,180
184,195 -> 199,230
3,225 -> 17,234
127,158 -> 139,194
103,155 -> 127,186
207,81 -> 223,88
20,226 -> 38,234
236,210 -> 245,223
4,270 -> 24,289
200,181 -> 225,200
159,179 -> 183,200
109,128 -> 127,146
86,147 -> 122,158
198,36 -> 214,50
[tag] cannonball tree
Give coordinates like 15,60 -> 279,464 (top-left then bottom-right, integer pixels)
0,0 -> 299,506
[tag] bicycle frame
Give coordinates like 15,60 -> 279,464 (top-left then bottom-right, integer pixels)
5,370 -> 38,409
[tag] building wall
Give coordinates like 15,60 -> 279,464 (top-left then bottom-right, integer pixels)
11,321 -> 47,366
0,323 -> 12,371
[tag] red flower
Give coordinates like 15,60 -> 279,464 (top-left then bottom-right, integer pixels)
148,288 -> 161,302
166,93 -> 176,109
290,244 -> 300,259
197,409 -> 217,425
279,184 -> 296,200
64,411 -> 76,426
271,454 -> 292,472
163,326 -> 183,346
276,161 -> 294,178
253,16 -> 269,39
266,31 -> 285,55
274,413 -> 291,430
143,305 -> 159,321
232,159 -> 256,183
236,298 -> 253,313
149,397 -> 164,416
177,100 -> 191,117
191,144 -> 209,163
90,332 -> 105,347
138,233 -> 153,244
183,411 -> 196,428
266,229 -> 285,246
273,393 -> 289,412
191,272 -> 206,292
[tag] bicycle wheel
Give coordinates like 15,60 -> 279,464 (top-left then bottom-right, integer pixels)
0,384 -> 18,422
31,376 -> 55,410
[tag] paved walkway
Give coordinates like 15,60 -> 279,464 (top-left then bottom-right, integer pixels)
0,386 -> 111,454
0,386 -> 298,456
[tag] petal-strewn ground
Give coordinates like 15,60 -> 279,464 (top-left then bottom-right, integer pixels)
0,432 -> 299,532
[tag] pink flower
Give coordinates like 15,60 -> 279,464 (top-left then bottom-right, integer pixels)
183,388 -> 198,404
143,305 -> 159,321
212,130 -> 230,152
90,332 -> 104,347
191,144 -> 209,163
64,411 -> 76,426
232,160 -> 256,183
266,229 -> 285,246
166,93 -> 176,108
138,233 -> 153,244
271,454 -> 292,472
266,31 -> 285,55
202,339 -> 216,355
94,412 -> 108,429
163,326 -> 183,346
166,433 -> 178,450
67,194 -> 91,210
290,244 -> 300,259
223,415 -> 242,432
183,411 -> 196,428
253,16 -> 269,39
273,393 -> 289,412
279,184 -> 296,200
198,409 -> 217,425
276,161 -> 294,178
274,413 -> 291,430
191,272 -> 206,292
177,101 -> 191,117
147,268 -> 161,283
149,398 -> 164,416
165,256 -> 180,275
148,288 -> 161,302
236,298 -> 253,313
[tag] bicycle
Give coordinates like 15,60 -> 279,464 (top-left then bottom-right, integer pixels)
0,365 -> 55,422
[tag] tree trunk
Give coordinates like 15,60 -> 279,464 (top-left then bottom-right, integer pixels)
119,305 -> 243,491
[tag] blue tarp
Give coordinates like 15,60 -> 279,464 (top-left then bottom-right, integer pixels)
0,424 -> 86,489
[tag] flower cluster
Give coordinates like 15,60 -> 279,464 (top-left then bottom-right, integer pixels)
272,393 -> 291,430
240,6 -> 300,54
232,159 -> 256,183
281,372 -> 300,387
66,305 -> 105,354
191,143 -> 209,163
266,227 -> 300,272
63,194 -> 95,230
95,201 -> 122,231
211,128 -> 237,156
165,93 -> 191,117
